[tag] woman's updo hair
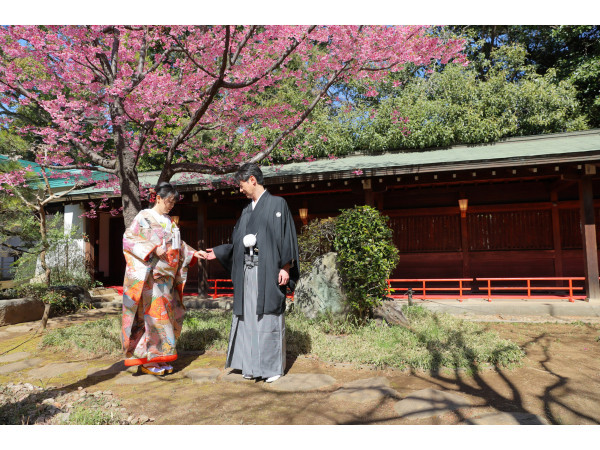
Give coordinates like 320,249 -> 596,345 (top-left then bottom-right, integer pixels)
152,181 -> 179,204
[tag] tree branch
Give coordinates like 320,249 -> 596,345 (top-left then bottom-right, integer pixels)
221,26 -> 317,89
0,241 -> 35,255
160,27 -> 231,181
40,181 -> 86,206
229,26 -> 257,67
170,34 -> 218,79
249,61 -> 350,164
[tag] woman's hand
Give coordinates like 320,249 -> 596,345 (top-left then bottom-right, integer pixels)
194,250 -> 208,260
156,246 -> 166,258
194,249 -> 216,260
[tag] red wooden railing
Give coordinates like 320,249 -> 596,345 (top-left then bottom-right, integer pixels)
387,278 -> 473,301
207,279 -> 234,299
475,277 -> 586,303
208,277 -> 590,303
207,279 -> 294,300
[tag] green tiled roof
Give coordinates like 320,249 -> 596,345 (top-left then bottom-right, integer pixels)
59,129 -> 600,199
0,155 -> 109,191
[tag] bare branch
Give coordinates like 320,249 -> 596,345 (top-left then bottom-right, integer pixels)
136,26 -> 148,78
170,33 -> 218,79
229,26 -> 257,67
0,241 -> 35,255
73,141 -> 117,170
95,52 -> 114,82
11,185 -> 36,211
249,61 -> 350,164
160,27 -> 231,182
221,26 -> 316,89
40,181 -> 86,206
109,28 -> 120,78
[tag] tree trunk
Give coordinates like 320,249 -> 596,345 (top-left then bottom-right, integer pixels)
39,302 -> 51,331
38,203 -> 51,287
116,145 -> 143,227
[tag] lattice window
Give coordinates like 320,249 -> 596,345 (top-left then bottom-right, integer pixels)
468,210 -> 553,251
389,215 -> 461,253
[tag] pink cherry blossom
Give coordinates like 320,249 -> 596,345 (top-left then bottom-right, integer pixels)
0,25 -> 465,224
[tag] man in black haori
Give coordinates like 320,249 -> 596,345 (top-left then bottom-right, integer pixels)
200,163 -> 299,383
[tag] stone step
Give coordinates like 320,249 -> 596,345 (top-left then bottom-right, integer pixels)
91,294 -> 122,303
91,301 -> 122,310
89,287 -> 120,297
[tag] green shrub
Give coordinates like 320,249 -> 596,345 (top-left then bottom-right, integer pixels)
297,217 -> 337,276
15,283 -> 81,317
42,289 -> 81,316
334,205 -> 399,321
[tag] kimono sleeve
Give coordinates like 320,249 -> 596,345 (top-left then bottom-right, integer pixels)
123,213 -> 158,261
179,241 -> 198,269
280,202 -> 300,291
213,244 -> 234,277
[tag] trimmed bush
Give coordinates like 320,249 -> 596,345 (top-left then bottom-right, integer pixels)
334,205 -> 399,321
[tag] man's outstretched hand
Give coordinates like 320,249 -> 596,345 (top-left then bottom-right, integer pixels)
194,249 -> 216,260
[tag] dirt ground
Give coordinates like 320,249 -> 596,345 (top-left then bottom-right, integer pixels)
1,311 -> 599,425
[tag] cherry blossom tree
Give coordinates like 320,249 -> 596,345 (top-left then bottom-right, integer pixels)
0,26 -> 465,225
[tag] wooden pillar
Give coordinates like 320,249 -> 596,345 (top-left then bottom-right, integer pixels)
196,199 -> 209,297
579,166 -> 599,302
550,191 -> 564,278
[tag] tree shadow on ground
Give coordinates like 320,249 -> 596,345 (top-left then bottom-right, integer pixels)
0,325 -> 227,424
336,321 -> 600,425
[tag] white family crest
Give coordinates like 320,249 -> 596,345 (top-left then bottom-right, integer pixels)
276,212 -> 281,217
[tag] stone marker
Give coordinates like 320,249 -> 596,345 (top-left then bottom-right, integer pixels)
331,377 -> 399,403
185,368 -> 221,383
0,351 -> 30,364
0,357 -> 44,375
267,373 -> 337,392
114,374 -> 161,385
294,253 -> 349,320
87,361 -> 128,377
466,411 -> 550,425
393,388 -> 471,419
27,362 -> 87,379
0,297 -> 45,326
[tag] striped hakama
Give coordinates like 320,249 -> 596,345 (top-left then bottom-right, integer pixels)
225,255 -> 286,378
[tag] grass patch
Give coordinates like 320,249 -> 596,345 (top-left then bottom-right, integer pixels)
290,306 -> 524,370
39,317 -> 122,357
39,306 -> 525,371
65,396 -> 124,425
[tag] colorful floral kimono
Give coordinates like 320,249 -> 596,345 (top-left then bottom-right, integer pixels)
121,208 -> 197,367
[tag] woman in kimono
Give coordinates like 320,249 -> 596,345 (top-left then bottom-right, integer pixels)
121,182 -> 202,376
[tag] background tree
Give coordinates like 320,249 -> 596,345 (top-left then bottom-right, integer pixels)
448,25 -> 600,127
0,157 -> 83,329
0,25 -> 465,226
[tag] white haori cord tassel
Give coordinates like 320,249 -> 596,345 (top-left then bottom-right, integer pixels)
243,234 -> 257,256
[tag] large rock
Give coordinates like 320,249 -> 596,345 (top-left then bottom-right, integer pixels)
294,252 -> 349,320
0,297 -> 45,326
373,300 -> 410,326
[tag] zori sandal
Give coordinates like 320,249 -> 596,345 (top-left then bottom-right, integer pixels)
161,364 -> 174,374
139,364 -> 165,376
